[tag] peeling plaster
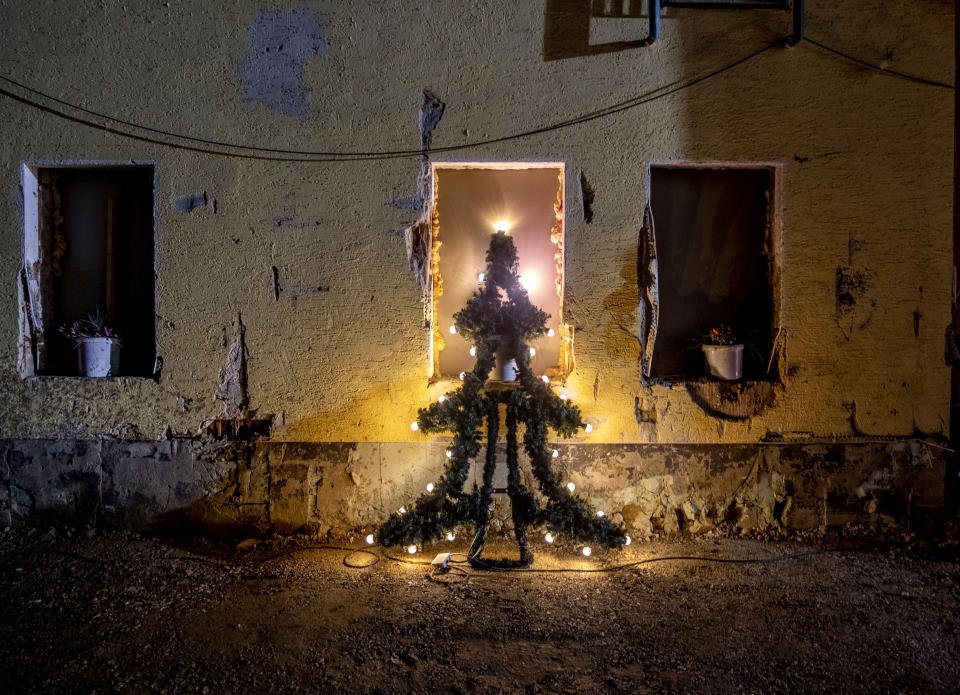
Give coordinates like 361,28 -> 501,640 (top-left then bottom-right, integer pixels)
239,8 -> 328,121
218,315 -> 250,419
403,89 -> 446,289
578,170 -> 595,224
637,203 -> 659,381
173,192 -> 207,213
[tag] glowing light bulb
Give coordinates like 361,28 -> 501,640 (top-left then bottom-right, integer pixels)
567,482 -> 576,492
426,482 -> 434,492
625,535 -> 632,546
519,273 -> 537,292
446,532 -> 455,541
407,545 -> 417,555
469,346 -> 476,357
459,371 -> 465,381
445,450 -> 452,459
552,449 -> 559,458
478,272 -> 485,282
597,510 -> 605,518
541,375 -> 549,383
544,532 -> 554,543
529,347 -> 536,357
449,325 -> 457,335
398,507 -> 406,514
438,395 -> 446,403
560,394 -> 568,401
547,328 -> 555,337
365,534 -> 374,545
493,220 -> 510,233
410,422 -> 419,431
582,547 -> 592,557
584,423 -> 593,433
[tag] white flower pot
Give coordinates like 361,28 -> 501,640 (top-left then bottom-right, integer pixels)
77,337 -> 120,377
702,344 -> 743,380
493,338 -> 518,381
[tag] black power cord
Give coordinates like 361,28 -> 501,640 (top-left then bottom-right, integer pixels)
1,34 -> 949,166
0,38 -> 785,162
804,37 -> 955,91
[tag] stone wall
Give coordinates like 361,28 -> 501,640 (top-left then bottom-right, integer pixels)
0,438 -> 944,538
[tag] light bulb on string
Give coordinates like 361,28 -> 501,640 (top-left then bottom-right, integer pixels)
398,507 -> 406,515
552,449 -> 559,458
426,482 -> 434,492
478,272 -> 485,282
407,545 -> 417,555
438,395 -> 446,403
410,422 -> 419,431
625,535 -> 632,546
469,346 -> 476,357
582,547 -> 592,557
584,423 -> 593,433
449,325 -> 456,335
541,375 -> 549,383
529,347 -> 536,357
547,328 -> 555,337
596,510 -> 604,518
459,372 -> 465,381
365,534 -> 374,545
446,532 -> 456,541
544,532 -> 554,543
567,482 -> 576,492
445,449 -> 452,459
560,394 -> 568,401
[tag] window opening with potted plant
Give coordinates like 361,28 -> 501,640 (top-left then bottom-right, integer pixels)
647,165 -> 778,382
20,165 -> 155,378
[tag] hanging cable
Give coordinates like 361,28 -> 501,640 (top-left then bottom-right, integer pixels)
1,33 -> 950,164
804,37 -> 955,90
0,37 -> 784,162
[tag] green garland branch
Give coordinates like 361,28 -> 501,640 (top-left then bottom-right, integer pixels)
377,232 -> 626,566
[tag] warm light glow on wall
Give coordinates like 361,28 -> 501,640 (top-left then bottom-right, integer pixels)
519,273 -> 538,292
432,164 -> 567,380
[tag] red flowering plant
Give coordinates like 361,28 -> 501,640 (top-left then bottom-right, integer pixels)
701,324 -> 739,346
58,309 -> 121,345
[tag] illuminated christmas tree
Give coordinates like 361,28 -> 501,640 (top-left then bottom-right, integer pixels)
378,232 -> 627,567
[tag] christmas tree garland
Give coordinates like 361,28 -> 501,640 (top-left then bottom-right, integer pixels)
378,233 -> 626,566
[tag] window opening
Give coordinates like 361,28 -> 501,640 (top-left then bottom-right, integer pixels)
20,164 -> 156,377
430,164 -> 571,381
648,165 -> 777,381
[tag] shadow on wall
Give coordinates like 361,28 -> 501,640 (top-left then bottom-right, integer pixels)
543,0 -> 651,61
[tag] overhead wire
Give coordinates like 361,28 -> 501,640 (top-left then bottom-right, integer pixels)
0,37 -> 786,162
803,36 -> 955,91
0,34 -> 951,165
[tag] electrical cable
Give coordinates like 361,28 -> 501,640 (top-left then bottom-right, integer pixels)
803,37 -> 955,90
0,37 -> 784,162
0,33 -> 951,167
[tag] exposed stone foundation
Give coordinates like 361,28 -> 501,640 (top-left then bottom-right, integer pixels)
0,438 -> 945,539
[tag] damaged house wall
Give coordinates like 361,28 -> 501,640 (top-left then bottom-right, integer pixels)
0,1 -> 953,536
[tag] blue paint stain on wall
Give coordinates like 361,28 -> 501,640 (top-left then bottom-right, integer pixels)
239,8 -> 328,122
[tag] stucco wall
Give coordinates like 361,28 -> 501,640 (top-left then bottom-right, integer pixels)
0,1 -> 953,449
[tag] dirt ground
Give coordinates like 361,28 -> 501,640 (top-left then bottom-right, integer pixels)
0,529 -> 958,694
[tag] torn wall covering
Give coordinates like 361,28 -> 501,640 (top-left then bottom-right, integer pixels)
0,1 -> 953,534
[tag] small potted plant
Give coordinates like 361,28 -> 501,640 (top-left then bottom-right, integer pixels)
58,310 -> 120,377
700,324 -> 743,380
